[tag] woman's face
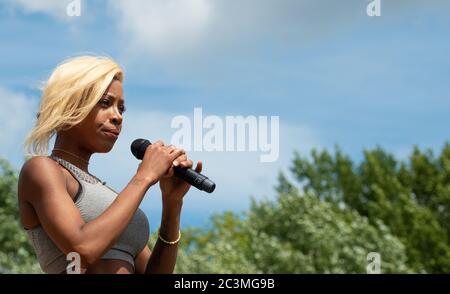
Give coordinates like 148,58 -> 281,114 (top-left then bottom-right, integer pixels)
70,79 -> 126,153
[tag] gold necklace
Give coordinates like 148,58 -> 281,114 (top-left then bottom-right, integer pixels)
52,148 -> 90,165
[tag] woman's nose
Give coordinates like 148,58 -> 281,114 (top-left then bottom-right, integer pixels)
110,107 -> 122,126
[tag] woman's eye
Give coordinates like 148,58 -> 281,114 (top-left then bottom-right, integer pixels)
99,99 -> 110,107
99,98 -> 125,114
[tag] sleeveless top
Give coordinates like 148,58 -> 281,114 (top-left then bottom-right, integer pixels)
25,155 -> 150,274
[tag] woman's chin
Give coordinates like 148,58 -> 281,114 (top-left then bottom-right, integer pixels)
95,142 -> 115,153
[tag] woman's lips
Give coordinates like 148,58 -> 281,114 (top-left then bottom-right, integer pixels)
102,130 -> 119,140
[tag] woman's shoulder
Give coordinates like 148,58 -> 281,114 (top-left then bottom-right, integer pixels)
19,156 -> 66,195
20,156 -> 61,178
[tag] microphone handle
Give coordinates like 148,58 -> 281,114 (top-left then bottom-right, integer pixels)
173,166 -> 213,191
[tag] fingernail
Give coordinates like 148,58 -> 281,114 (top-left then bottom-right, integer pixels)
173,161 -> 179,166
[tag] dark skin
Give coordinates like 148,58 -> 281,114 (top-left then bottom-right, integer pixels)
18,79 -> 202,274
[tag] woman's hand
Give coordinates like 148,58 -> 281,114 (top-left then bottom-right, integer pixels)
135,140 -> 202,205
135,141 -> 185,186
159,152 -> 203,205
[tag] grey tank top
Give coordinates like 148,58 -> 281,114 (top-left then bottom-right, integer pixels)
25,155 -> 150,274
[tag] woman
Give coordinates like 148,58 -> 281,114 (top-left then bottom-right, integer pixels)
18,55 -> 202,274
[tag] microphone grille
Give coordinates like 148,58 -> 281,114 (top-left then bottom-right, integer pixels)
131,139 -> 150,159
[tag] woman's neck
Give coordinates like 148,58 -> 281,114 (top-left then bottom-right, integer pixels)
52,136 -> 92,172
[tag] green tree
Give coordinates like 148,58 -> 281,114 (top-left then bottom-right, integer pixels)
176,145 -> 450,273
291,145 -> 450,272
176,190 -> 411,273
0,158 -> 41,273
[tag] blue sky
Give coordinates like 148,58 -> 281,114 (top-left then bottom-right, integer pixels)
0,0 -> 449,229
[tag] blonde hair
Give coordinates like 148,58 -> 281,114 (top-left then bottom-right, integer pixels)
24,55 -> 124,156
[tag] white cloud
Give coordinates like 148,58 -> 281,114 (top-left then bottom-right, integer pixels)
0,86 -> 37,159
109,0 -> 346,61
109,0 -> 450,63
109,0 -> 212,59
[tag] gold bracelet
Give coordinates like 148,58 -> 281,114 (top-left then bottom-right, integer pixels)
158,228 -> 181,245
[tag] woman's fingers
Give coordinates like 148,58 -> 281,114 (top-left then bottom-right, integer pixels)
166,147 -> 201,171
179,159 -> 193,169
173,154 -> 187,166
174,158 -> 192,169
166,145 -> 176,153
169,148 -> 185,163
195,160 -> 203,173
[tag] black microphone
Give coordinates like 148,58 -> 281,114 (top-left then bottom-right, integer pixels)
131,139 -> 216,193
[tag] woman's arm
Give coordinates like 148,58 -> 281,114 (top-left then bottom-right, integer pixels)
20,142 -> 184,269
140,158 -> 203,274
20,156 -> 155,268
144,199 -> 182,274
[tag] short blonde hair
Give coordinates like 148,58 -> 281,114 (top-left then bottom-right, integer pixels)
24,55 -> 124,156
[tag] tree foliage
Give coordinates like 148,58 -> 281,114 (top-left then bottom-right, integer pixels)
0,159 -> 41,273
176,144 -> 450,273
